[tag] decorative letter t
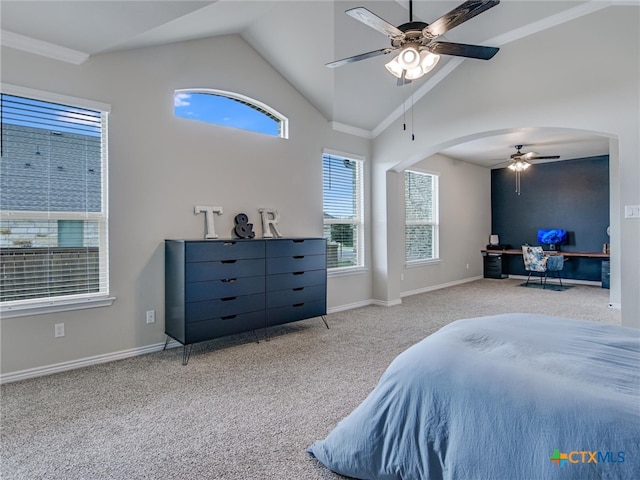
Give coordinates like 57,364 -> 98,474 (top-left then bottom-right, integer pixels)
194,205 -> 223,239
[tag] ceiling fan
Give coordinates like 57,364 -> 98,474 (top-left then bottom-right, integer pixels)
509,144 -> 561,164
326,0 -> 501,83
503,145 -> 561,195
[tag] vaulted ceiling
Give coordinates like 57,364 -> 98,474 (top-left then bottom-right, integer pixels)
1,0 -> 620,166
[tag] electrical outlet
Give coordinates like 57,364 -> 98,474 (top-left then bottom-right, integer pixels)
54,323 -> 65,338
146,310 -> 156,324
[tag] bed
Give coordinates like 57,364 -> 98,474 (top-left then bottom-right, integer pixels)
308,313 -> 640,479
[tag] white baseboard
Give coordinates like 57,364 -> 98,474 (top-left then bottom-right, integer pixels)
400,276 -> 483,298
327,299 -> 375,314
0,339 -> 181,385
329,276 -> 483,310
370,298 -> 403,307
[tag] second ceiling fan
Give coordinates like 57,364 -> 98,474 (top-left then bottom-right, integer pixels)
503,145 -> 561,195
326,0 -> 501,82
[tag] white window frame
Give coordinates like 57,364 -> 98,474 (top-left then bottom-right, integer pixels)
174,88 -> 289,139
0,83 -> 114,318
322,149 -> 365,275
404,169 -> 440,266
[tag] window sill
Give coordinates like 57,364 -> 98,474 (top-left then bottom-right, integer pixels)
1,296 -> 115,319
328,266 -> 368,278
405,259 -> 442,268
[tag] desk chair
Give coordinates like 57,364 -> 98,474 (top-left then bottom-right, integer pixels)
522,245 -> 564,288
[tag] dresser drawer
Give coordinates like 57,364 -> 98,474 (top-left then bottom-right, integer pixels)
266,238 -> 325,257
186,240 -> 264,262
266,285 -> 325,309
186,276 -> 264,302
266,269 -> 326,291
266,254 -> 326,274
186,293 -> 265,322
266,299 -> 326,327
186,258 -> 265,282
186,310 -> 265,343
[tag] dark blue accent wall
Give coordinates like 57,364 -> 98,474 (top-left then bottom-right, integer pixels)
491,155 -> 609,281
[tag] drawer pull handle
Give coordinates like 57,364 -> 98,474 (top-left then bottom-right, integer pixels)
223,241 -> 236,246
292,239 -> 305,243
221,278 -> 237,283
292,287 -> 304,292
221,296 -> 237,302
221,260 -> 237,264
293,255 -> 305,259
221,315 -> 237,320
293,303 -> 305,307
293,271 -> 305,276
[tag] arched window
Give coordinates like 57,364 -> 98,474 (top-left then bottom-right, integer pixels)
174,89 -> 288,138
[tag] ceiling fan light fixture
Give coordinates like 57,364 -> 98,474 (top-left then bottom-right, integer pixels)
398,45 -> 421,69
385,50 -> 440,80
508,159 -> 531,172
384,57 -> 404,78
407,51 -> 440,79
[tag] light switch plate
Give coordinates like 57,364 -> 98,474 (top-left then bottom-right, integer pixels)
624,205 -> 640,218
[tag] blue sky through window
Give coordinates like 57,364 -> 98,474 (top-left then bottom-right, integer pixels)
174,91 -> 280,137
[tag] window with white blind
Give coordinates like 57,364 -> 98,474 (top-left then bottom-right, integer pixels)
322,151 -> 364,271
405,169 -> 439,263
0,86 -> 112,317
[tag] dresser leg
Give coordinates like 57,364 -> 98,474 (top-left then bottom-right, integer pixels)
182,344 -> 193,366
321,315 -> 329,329
163,335 -> 171,351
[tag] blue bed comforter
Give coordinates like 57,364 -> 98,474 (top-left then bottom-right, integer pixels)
308,314 -> 640,479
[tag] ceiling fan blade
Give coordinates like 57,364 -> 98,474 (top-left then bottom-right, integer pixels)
530,155 -> 561,160
346,7 -> 405,39
518,151 -> 537,160
325,47 -> 396,69
427,42 -> 499,60
423,0 -> 500,40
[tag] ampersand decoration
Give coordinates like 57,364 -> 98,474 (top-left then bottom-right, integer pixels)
233,213 -> 255,239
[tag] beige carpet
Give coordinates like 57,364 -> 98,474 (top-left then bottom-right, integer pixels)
0,279 -> 619,479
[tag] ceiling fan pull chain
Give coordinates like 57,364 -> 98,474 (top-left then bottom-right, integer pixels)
402,73 -> 407,132
411,82 -> 415,141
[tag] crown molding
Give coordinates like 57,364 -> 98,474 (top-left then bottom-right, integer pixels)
329,121 -> 374,139
0,30 -> 89,65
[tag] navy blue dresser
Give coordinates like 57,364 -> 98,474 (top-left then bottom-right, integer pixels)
165,238 -> 327,363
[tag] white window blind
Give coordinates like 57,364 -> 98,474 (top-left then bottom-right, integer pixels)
322,152 -> 364,270
0,90 -> 110,311
405,170 -> 439,262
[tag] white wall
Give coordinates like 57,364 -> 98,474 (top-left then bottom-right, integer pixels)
371,6 -> 639,328
0,34 -> 371,375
